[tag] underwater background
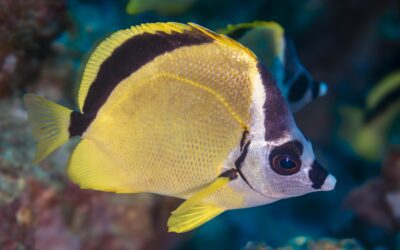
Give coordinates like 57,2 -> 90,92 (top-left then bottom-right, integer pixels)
0,0 -> 399,249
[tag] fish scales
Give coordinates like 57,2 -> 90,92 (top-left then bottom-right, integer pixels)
85,43 -> 256,199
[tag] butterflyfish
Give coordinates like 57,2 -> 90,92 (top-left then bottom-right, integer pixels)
24,22 -> 336,233
340,71 -> 400,162
222,21 -> 328,112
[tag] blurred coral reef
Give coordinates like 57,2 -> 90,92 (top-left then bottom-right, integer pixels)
244,237 -> 365,250
344,150 -> 400,231
0,0 -> 399,249
0,0 -> 68,97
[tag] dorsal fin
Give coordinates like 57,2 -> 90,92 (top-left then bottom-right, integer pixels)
77,22 -> 257,113
188,23 -> 257,60
364,71 -> 400,123
78,22 -> 195,112
367,71 -> 400,109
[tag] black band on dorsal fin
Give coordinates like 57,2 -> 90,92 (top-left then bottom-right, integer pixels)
69,111 -> 96,137
83,29 -> 213,115
72,26 -> 213,137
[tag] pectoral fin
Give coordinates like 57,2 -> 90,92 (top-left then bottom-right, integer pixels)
167,174 -> 234,233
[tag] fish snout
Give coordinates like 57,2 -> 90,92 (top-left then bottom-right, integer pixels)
321,174 -> 336,191
308,161 -> 336,191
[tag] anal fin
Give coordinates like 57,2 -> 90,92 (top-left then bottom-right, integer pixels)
168,202 -> 224,233
67,139 -> 134,193
167,176 -> 232,233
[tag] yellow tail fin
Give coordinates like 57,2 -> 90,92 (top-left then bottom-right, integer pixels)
23,94 -> 72,163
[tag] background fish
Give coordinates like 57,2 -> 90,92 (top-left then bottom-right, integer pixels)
23,22 -> 335,233
340,71 -> 400,162
222,21 -> 328,112
126,0 -> 197,16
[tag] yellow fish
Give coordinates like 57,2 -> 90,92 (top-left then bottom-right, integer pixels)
126,0 -> 197,16
340,71 -> 400,162
24,22 -> 336,233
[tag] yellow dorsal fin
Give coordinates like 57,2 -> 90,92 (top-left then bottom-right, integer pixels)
225,21 -> 282,31
188,22 -> 257,60
77,22 -> 194,112
167,176 -> 230,233
77,22 -> 259,113
367,71 -> 400,109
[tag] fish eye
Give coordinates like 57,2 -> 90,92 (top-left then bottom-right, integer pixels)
270,150 -> 301,176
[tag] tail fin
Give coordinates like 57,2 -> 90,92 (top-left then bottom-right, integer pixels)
23,94 -> 72,163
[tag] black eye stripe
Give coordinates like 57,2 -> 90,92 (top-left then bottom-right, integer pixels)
309,161 -> 328,189
275,140 -> 303,156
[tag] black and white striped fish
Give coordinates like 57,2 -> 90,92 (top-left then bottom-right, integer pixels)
223,21 -> 328,112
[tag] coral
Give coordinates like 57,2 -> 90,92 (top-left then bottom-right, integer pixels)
382,150 -> 400,191
0,155 -> 183,249
344,178 -> 395,230
344,150 -> 400,231
244,241 -> 271,250
244,237 -> 365,250
0,99 -> 34,206
383,150 -> 400,225
0,0 -> 68,97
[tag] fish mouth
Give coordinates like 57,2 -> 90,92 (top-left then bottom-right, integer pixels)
321,174 -> 336,191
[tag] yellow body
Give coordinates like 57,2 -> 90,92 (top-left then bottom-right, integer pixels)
71,42 -> 257,207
